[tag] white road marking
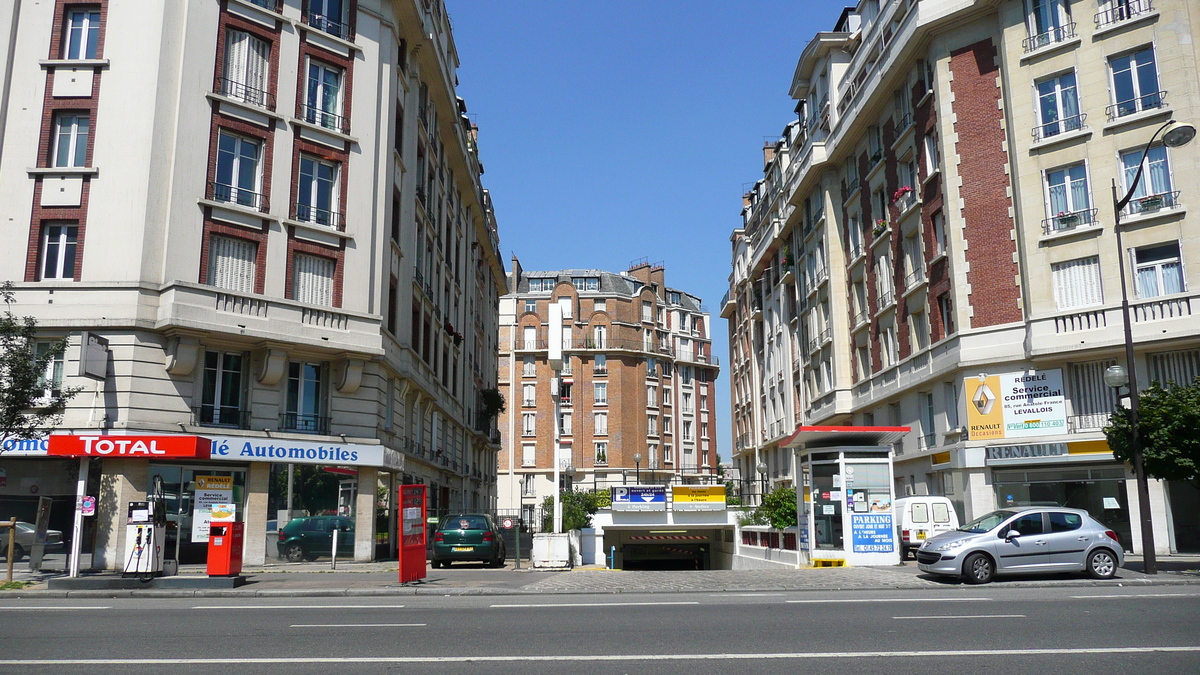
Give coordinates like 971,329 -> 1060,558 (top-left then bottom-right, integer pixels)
0,606 -> 110,611
1,646 -> 1197,665
290,623 -> 426,628
192,604 -> 406,610
709,593 -> 783,597
490,601 -> 700,608
787,597 -> 992,604
1070,593 -> 1200,599
892,614 -> 1026,620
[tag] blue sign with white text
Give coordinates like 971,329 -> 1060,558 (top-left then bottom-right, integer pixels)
851,514 -> 894,553
610,485 -> 666,511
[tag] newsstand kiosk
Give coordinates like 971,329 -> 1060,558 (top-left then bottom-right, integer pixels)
780,426 -> 909,567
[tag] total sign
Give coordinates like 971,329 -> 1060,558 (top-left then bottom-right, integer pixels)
610,485 -> 666,512
48,435 -> 212,458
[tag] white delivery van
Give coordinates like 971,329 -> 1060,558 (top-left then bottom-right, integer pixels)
894,496 -> 959,560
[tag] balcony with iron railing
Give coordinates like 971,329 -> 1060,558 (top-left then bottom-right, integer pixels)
1068,412 -> 1112,433
903,267 -> 925,292
299,103 -> 351,135
1042,207 -> 1099,236
807,328 -> 830,354
1106,90 -> 1167,121
214,76 -> 275,111
280,412 -> 331,435
292,202 -> 344,231
1095,0 -> 1154,29
303,10 -> 354,41
917,433 -> 937,450
1022,21 -> 1077,53
851,309 -> 869,330
191,405 -> 251,430
207,181 -> 269,213
1032,113 -> 1087,142
241,0 -> 282,10
1122,190 -> 1181,218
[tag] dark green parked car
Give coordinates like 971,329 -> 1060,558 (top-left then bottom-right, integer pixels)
430,514 -> 505,568
278,515 -> 354,562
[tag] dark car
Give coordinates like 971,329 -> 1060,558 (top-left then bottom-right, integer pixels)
430,514 -> 505,568
278,515 -> 354,562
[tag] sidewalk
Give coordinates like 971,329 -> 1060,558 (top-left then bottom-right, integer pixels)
3,555 -> 1197,599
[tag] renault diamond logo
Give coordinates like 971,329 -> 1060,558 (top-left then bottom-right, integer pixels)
972,383 -> 996,415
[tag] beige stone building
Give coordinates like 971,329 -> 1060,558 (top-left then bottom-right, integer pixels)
496,259 -> 720,523
726,0 -> 1200,554
0,0 -> 505,568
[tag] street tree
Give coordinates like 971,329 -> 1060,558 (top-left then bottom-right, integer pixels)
0,282 -> 79,453
1105,378 -> 1200,489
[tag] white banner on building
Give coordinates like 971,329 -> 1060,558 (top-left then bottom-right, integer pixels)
206,436 -> 402,470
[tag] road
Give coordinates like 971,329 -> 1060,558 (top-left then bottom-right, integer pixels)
1,586 -> 1199,674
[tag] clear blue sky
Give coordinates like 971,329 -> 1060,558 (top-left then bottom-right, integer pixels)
446,1 -> 846,462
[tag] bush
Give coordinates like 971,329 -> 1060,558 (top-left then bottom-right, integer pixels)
541,489 -> 606,531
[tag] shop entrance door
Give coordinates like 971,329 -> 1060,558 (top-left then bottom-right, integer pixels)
149,465 -> 247,564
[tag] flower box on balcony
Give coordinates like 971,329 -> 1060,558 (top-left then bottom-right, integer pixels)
1055,213 -> 1080,228
1138,195 -> 1164,211
872,220 -> 890,237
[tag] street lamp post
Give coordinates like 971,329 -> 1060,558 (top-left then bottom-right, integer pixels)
1107,118 -> 1196,576
633,453 -> 642,485
756,462 -> 768,504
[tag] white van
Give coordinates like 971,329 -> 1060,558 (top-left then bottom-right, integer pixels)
894,496 -> 959,560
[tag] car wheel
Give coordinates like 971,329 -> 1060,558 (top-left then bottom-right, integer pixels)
283,543 -> 305,563
1087,548 -> 1117,579
962,552 -> 994,584
10,544 -> 26,562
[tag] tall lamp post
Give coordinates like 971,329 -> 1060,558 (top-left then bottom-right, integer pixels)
633,453 -> 642,485
1107,118 -> 1196,575
757,462 -> 768,504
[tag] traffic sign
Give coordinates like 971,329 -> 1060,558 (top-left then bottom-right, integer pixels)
610,485 -> 666,511
501,517 -> 514,529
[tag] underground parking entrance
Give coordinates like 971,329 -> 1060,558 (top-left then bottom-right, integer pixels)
602,527 -> 732,570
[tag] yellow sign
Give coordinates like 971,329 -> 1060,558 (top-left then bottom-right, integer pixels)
672,486 -> 725,502
195,475 -> 233,490
966,375 -> 1004,441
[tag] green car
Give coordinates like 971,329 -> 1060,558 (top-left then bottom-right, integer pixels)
430,514 -> 506,568
278,516 -> 355,562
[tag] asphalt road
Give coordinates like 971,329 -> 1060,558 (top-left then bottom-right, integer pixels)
2,586 -> 1199,674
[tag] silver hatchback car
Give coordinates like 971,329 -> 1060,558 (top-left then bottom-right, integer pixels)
916,506 -> 1124,584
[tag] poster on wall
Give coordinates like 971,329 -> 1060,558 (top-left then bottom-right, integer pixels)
966,369 -> 1067,441
850,514 -> 894,553
192,475 -> 234,543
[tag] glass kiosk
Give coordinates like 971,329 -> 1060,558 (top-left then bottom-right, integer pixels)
782,426 -> 909,567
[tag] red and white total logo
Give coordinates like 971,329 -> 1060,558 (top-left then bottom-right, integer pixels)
48,435 -> 211,458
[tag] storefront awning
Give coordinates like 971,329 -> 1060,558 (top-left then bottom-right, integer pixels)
780,426 -> 911,449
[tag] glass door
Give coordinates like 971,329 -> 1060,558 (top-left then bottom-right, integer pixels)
149,465 -> 246,564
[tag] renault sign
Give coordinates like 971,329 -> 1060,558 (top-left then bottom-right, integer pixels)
966,369 -> 1067,440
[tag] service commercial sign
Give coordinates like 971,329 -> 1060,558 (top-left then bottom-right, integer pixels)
610,485 -> 666,511
966,369 -> 1067,441
671,486 -> 726,511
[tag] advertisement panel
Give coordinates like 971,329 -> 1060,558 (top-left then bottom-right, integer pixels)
671,486 -> 726,511
48,435 -> 211,458
850,513 -> 894,553
192,475 -> 233,543
966,369 -> 1067,440
206,436 -> 400,469
398,484 -> 427,584
610,485 -> 666,511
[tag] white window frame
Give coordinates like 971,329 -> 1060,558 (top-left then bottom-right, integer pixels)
1044,161 -> 1092,224
201,350 -> 246,426
40,222 -> 78,280
594,412 -> 608,436
1132,241 -> 1185,299
1035,70 -> 1081,138
65,8 -> 100,60
214,131 -> 262,206
34,342 -> 65,402
522,443 -> 536,467
594,442 -> 608,465
594,382 -> 607,405
297,154 -> 340,227
1108,45 -> 1161,118
522,412 -> 536,436
223,29 -> 271,106
52,112 -> 89,168
522,383 -> 536,406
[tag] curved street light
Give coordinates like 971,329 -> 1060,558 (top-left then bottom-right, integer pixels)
1109,119 -> 1195,575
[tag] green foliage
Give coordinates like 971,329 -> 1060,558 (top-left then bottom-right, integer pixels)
0,282 -> 80,451
1105,378 -> 1200,487
724,481 -> 742,506
541,489 -> 606,531
757,486 -> 798,529
480,387 -> 506,417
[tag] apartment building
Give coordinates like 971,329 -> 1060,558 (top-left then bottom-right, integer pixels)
725,0 -> 1200,554
496,259 -> 720,524
0,0 -> 505,568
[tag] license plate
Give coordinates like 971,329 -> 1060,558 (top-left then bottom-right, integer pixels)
916,531 -> 926,539
452,547 -> 473,552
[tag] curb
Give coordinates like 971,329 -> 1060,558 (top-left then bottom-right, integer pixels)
1,575 -> 1196,600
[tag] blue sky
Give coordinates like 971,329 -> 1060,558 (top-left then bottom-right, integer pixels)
446,1 -> 846,462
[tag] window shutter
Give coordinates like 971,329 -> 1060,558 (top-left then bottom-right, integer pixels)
294,253 -> 335,306
1052,256 -> 1102,310
247,34 -> 269,96
210,236 -> 256,293
226,31 -> 249,84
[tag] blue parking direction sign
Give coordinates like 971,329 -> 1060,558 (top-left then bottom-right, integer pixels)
610,485 -> 666,511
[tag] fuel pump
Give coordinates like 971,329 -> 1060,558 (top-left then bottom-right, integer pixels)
123,476 -> 167,579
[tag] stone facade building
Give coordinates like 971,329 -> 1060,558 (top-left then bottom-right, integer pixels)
726,0 -> 1200,554
0,0 -> 505,567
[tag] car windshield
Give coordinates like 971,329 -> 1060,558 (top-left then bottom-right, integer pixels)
15,522 -> 34,533
958,510 -> 1017,533
441,516 -> 488,531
